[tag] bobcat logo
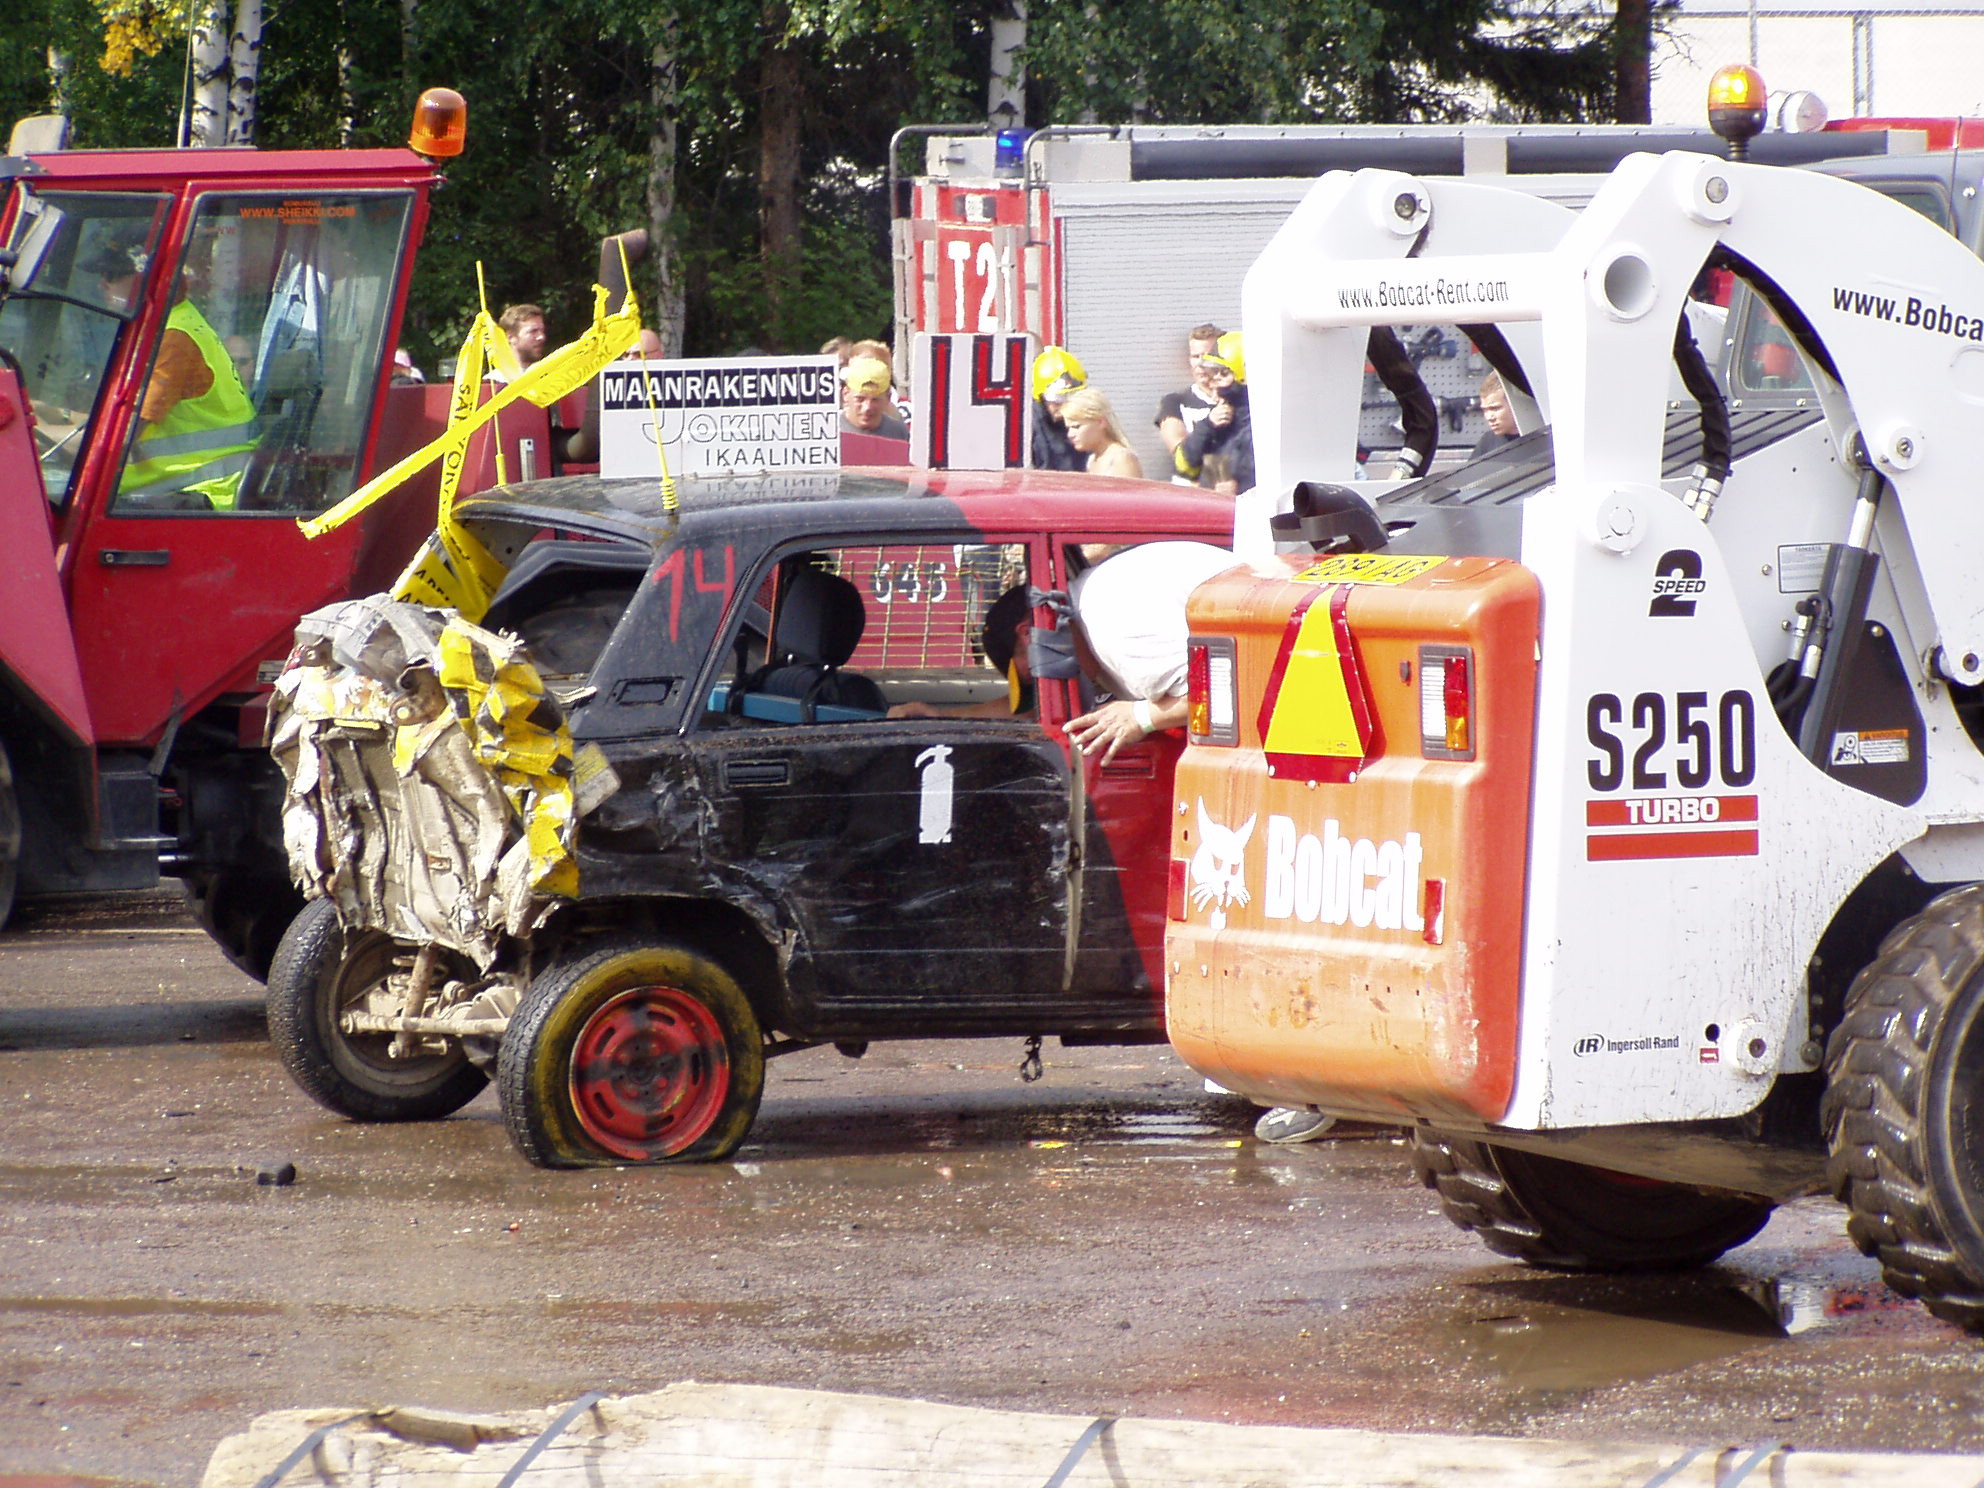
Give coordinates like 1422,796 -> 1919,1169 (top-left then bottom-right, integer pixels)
1189,801 -> 1257,931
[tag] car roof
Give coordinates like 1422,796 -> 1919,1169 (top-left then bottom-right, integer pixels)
457,466 -> 1236,548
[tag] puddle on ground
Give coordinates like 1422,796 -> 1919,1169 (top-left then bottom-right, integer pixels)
1447,1273 -> 1912,1394
0,1295 -> 281,1319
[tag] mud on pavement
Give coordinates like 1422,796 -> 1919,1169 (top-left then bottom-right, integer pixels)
2,892 -> 1983,1486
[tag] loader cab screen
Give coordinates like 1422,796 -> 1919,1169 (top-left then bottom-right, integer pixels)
1726,183 -> 1949,405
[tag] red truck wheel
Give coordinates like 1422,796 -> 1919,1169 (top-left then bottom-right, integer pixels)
497,938 -> 765,1169
265,898 -> 489,1122
1824,883 -> 1984,1332
0,740 -> 18,929
181,868 -> 303,984
1412,1132 -> 1774,1271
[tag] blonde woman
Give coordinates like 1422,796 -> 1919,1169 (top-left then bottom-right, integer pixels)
1059,386 -> 1143,479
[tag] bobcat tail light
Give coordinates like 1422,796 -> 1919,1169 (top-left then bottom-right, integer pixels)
1419,645 -> 1476,761
1167,857 -> 1189,921
1187,636 -> 1239,745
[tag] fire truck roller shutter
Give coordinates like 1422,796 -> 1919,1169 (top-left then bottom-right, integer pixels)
1051,193 -> 1303,483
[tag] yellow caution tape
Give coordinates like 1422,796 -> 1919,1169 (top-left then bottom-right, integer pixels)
298,282 -> 643,545
434,617 -> 583,896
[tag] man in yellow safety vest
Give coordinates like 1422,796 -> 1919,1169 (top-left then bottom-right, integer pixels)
100,248 -> 259,510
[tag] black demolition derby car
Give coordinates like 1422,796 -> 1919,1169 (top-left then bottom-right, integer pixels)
264,468 -> 1233,1166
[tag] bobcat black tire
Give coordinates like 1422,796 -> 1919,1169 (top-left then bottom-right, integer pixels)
1823,882 -> 1984,1332
1412,1131 -> 1774,1272
266,898 -> 488,1122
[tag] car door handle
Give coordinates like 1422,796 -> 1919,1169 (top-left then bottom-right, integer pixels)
99,549 -> 171,567
724,758 -> 790,789
1098,754 -> 1156,779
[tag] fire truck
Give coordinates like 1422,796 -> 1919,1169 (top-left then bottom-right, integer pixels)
0,93 -> 569,973
892,119 -> 1930,481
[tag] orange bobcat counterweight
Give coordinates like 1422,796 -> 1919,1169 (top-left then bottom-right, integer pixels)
1165,553 -> 1540,1124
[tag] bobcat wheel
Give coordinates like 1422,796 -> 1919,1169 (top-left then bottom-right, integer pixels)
1412,1131 -> 1774,1272
1824,882 -> 1984,1332
497,938 -> 765,1169
265,898 -> 488,1122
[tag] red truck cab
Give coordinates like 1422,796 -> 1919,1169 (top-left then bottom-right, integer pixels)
0,141 -> 453,961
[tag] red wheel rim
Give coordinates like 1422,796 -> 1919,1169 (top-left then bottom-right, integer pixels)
568,985 -> 731,1160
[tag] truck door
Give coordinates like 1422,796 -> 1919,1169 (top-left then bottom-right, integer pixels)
0,188 -> 174,745
1040,537 -> 1195,1002
64,188 -> 416,745
699,538 -> 1080,1028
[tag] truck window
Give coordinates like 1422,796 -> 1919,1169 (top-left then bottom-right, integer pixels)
707,540 -> 1032,724
0,190 -> 171,508
109,190 -> 414,517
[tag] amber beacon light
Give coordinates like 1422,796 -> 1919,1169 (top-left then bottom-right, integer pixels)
408,88 -> 468,159
1707,64 -> 1767,160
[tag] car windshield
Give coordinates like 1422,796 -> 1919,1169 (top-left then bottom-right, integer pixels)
0,188 -> 171,506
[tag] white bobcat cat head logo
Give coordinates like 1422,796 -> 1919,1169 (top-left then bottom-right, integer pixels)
1189,801 -> 1256,930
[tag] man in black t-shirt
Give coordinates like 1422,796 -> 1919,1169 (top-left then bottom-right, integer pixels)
1154,322 -> 1223,486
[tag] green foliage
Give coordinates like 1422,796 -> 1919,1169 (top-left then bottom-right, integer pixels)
3,0 -> 1641,360
5,0 -> 185,148
701,210 -> 895,356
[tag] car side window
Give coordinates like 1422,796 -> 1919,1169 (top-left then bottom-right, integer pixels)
702,539 -> 1032,727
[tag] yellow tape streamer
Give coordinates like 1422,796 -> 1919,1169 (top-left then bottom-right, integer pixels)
298,282 -> 643,543
392,303 -> 513,618
435,617 -> 582,897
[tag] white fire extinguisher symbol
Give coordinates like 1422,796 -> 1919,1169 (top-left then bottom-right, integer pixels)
916,745 -> 955,845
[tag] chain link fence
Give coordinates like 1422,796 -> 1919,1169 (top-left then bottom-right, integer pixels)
1651,0 -> 1984,125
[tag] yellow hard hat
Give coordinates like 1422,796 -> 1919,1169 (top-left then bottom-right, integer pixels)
1031,346 -> 1087,403
1205,331 -> 1245,384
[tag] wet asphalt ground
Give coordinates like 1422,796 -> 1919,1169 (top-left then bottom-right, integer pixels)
2,891 -> 1983,1485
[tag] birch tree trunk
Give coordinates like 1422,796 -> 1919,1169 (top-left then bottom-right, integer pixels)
187,0 -> 231,146
225,0 -> 262,146
987,1 -> 1025,129
647,18 -> 685,357
401,0 -> 420,109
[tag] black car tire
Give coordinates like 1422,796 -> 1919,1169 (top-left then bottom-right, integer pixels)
1824,883 -> 1984,1331
266,898 -> 488,1122
498,937 -> 765,1169
1412,1131 -> 1774,1271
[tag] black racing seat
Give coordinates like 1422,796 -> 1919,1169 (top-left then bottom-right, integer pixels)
737,566 -> 887,722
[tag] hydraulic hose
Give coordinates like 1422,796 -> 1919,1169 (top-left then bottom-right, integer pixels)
1673,313 -> 1733,520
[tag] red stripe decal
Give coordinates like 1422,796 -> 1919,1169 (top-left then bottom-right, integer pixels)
1586,829 -> 1759,861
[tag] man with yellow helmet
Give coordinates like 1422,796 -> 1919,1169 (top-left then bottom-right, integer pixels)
1173,330 -> 1252,494
1029,346 -> 1087,472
